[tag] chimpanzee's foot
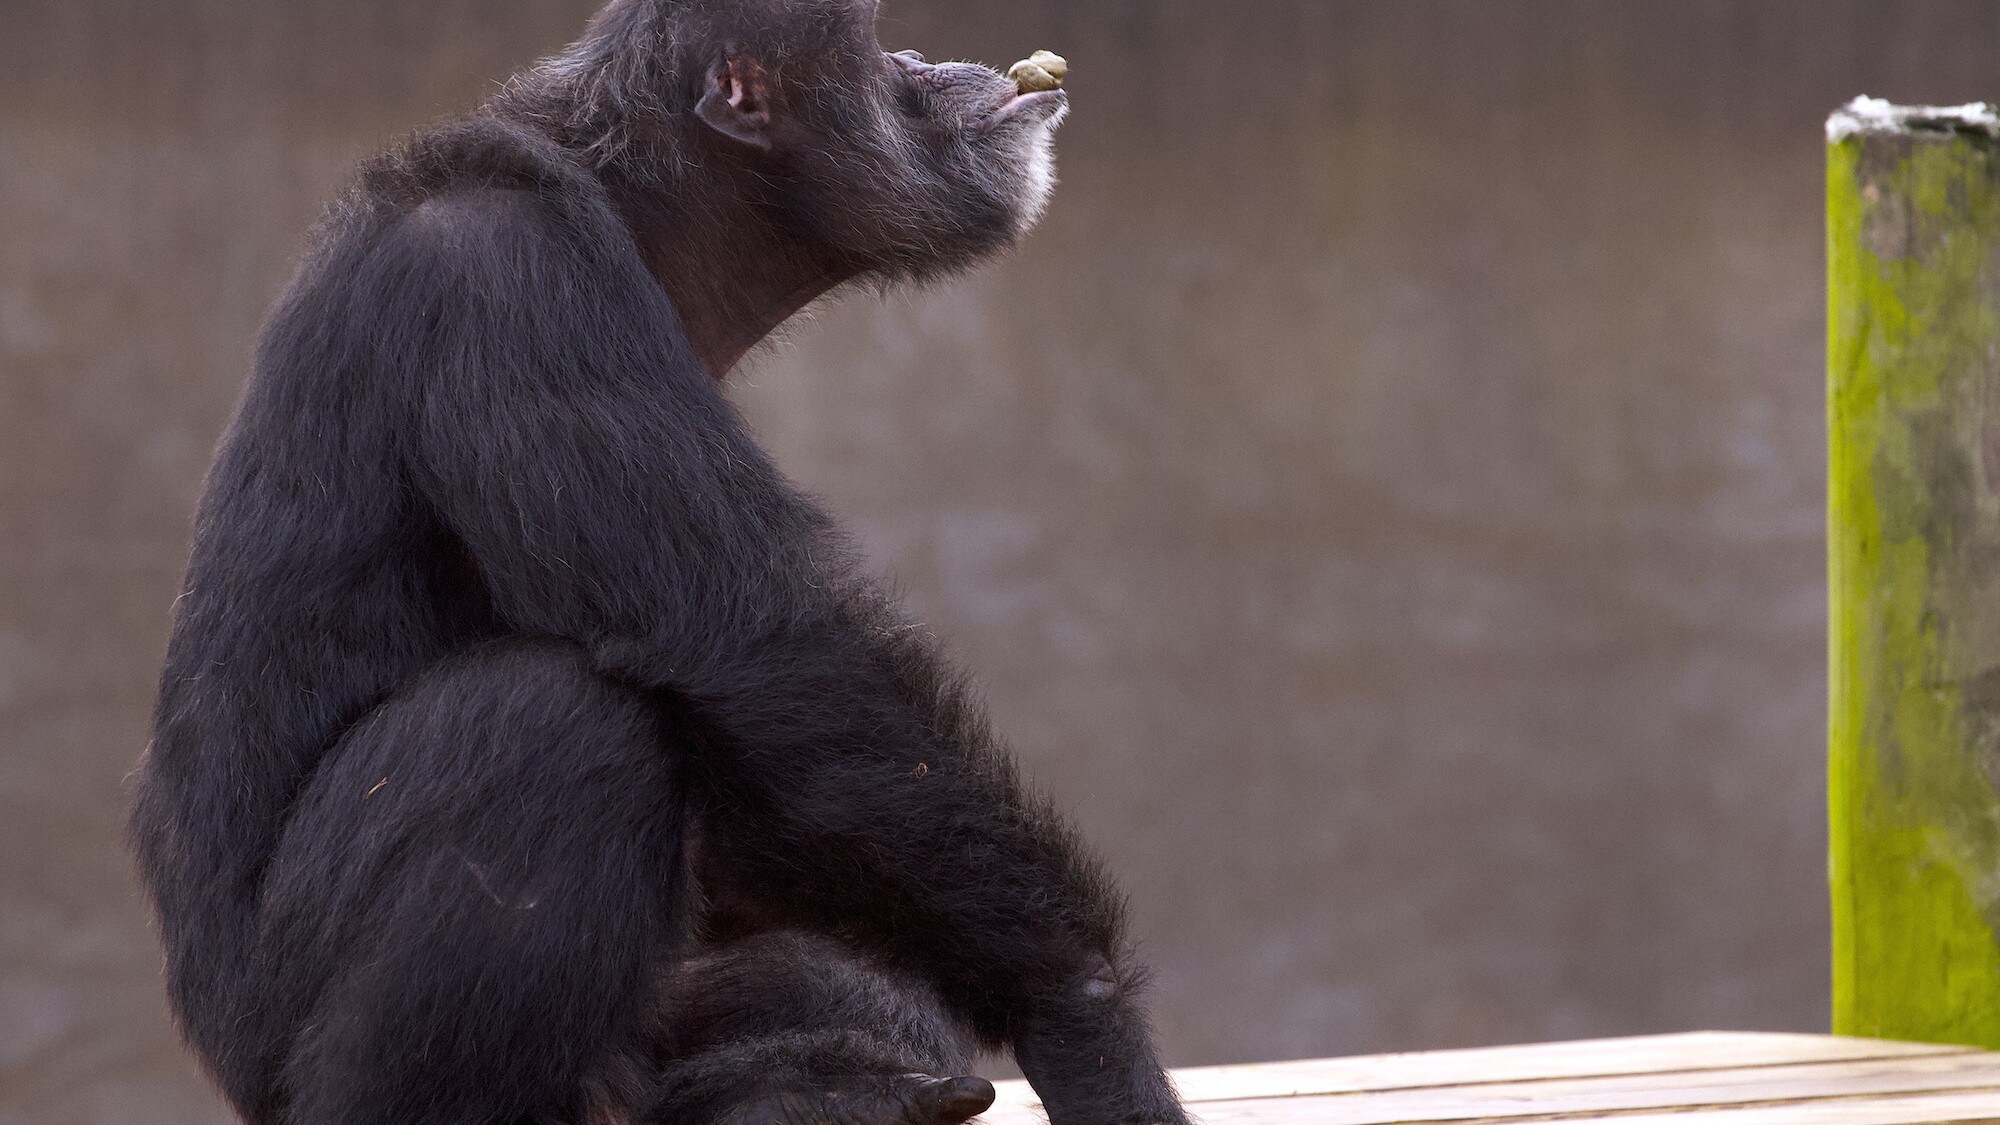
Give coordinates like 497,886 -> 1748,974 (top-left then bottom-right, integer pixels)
721,1075 -> 995,1125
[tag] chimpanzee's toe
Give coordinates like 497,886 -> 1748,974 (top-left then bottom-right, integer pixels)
724,1073 -> 996,1125
907,1075 -> 997,1123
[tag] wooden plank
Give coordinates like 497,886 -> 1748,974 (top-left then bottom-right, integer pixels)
982,1033 -> 1975,1119
1109,1052 -> 2000,1125
1194,1089 -> 2000,1125
1165,1033 -> 1969,1102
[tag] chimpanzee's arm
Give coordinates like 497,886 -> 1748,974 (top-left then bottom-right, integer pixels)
395,187 -> 1183,1124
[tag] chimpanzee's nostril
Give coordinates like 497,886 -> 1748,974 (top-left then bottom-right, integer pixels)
889,50 -> 933,74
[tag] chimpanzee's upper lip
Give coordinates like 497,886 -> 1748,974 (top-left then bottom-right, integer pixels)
991,88 -> 1066,124
887,52 -> 1062,124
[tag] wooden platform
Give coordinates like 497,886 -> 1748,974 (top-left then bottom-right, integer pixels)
982,1032 -> 2000,1124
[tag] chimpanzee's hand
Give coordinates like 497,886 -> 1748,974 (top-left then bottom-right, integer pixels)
1013,990 -> 1191,1125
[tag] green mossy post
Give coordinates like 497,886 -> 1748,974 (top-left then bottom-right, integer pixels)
1829,97 -> 2000,1047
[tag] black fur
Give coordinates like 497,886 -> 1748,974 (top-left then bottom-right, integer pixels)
128,2 -> 1184,1124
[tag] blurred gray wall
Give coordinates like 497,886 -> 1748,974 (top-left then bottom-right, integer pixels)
6,2 -> 2000,1122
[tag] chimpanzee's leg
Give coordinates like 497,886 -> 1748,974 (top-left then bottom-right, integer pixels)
645,931 -> 993,1125
254,638 -> 689,1125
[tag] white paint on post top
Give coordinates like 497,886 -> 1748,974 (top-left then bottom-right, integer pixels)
1826,94 -> 2000,141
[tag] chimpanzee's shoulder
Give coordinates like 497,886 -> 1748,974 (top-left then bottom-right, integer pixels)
351,113 -> 613,228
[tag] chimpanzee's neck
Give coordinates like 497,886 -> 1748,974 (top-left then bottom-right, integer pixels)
601,172 -> 855,381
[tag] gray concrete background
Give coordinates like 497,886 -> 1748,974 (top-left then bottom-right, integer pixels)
5,2 -> 1998,1122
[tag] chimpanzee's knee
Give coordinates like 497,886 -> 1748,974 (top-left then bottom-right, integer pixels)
255,637 -> 690,1125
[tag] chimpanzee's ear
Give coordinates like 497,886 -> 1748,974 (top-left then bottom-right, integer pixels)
695,52 -> 775,151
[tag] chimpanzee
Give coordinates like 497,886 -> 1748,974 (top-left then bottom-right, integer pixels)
128,2 -> 1189,1125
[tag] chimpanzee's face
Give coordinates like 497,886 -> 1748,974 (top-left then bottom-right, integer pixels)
696,1 -> 1069,284
881,49 -> 1068,238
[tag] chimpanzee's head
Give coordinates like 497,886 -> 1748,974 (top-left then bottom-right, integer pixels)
540,0 -> 1068,285
682,0 -> 1068,283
